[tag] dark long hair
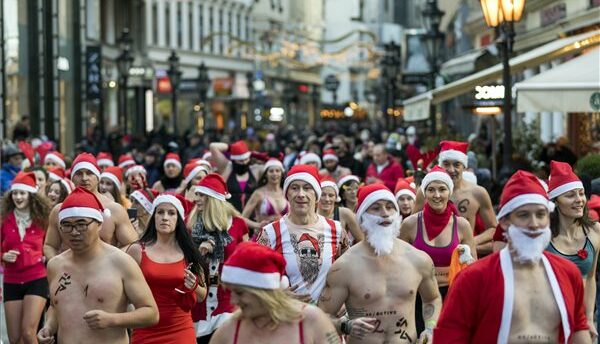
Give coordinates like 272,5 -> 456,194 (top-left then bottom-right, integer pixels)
550,203 -> 596,238
257,166 -> 284,188
339,180 -> 359,208
140,211 -> 206,278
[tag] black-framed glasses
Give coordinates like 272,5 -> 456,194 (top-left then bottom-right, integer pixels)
59,220 -> 95,233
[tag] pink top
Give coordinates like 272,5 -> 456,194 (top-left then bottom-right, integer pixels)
413,212 -> 459,267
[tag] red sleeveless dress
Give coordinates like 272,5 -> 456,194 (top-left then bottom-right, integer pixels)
131,248 -> 196,344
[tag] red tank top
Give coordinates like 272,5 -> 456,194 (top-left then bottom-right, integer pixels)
131,247 -> 196,344
413,212 -> 459,267
233,318 -> 304,344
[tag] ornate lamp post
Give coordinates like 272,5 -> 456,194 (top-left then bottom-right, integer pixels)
421,0 -> 445,135
479,0 -> 525,178
117,28 -> 134,134
196,62 -> 210,133
167,50 -> 182,135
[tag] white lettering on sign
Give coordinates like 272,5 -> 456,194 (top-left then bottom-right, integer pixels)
475,85 -> 505,100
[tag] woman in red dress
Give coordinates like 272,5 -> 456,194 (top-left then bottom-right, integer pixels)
127,193 -> 207,343
187,173 -> 249,344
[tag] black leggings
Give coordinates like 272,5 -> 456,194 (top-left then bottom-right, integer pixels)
415,286 -> 449,334
197,333 -> 213,344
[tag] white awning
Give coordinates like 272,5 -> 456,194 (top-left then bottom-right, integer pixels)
515,48 -> 600,113
440,46 -> 496,76
403,30 -> 600,121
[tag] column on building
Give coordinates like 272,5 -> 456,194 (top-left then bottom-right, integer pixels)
222,4 -> 230,55
157,0 -> 166,47
145,0 -> 154,46
213,5 -> 219,53
203,2 -> 211,53
182,0 -> 190,50
231,4 -> 238,56
170,0 -> 177,49
192,0 -> 200,51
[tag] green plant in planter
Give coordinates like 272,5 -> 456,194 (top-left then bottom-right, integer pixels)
575,154 -> 600,179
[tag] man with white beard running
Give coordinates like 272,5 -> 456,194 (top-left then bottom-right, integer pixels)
319,184 -> 441,344
434,170 -> 591,343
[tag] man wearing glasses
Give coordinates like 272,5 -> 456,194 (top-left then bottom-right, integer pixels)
43,153 -> 138,260
37,187 -> 158,343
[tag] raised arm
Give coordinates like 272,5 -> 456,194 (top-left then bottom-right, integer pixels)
43,205 -> 62,261
111,204 -> 139,247
209,142 -> 231,175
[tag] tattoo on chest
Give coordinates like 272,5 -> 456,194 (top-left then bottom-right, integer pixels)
457,199 -> 470,214
54,273 -> 72,296
84,284 -> 89,297
347,307 -> 367,318
516,334 -> 551,342
394,317 -> 412,342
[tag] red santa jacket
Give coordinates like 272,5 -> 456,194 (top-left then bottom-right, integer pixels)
434,251 -> 588,343
1,212 -> 46,284
365,158 -> 404,191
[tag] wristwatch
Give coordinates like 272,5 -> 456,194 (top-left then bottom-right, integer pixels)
341,319 -> 350,335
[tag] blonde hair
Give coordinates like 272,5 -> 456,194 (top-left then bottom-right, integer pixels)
188,195 -> 240,231
225,284 -> 303,329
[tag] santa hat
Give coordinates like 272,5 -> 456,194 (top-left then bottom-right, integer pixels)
462,171 -> 478,184
404,176 -> 416,189
221,242 -> 289,289
421,166 -> 454,196
71,153 -> 101,179
47,167 -> 66,181
61,179 -> 75,194
164,153 -> 182,169
320,176 -> 341,202
152,192 -> 188,219
497,170 -> 555,220
438,140 -> 469,167
130,189 -> 159,214
195,173 -> 231,202
59,187 -> 107,223
118,155 -> 135,169
355,184 -> 399,222
264,158 -> 284,172
44,151 -> 66,169
182,162 -> 209,187
337,175 -> 360,189
547,160 -> 584,199
394,179 -> 416,200
229,140 -> 251,161
10,172 -> 38,193
299,152 -> 322,169
96,152 -> 114,167
202,151 -> 212,160
322,149 -> 338,162
190,158 -> 212,170
283,165 -> 322,200
125,165 -> 147,178
100,166 -> 123,190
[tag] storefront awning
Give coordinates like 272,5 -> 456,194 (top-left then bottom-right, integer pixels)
439,46 -> 497,76
515,47 -> 600,113
403,30 -> 600,121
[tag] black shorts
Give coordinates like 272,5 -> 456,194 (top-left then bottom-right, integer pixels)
3,277 -> 49,302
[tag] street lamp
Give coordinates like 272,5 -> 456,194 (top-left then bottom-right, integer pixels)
421,0 -> 445,135
197,62 -> 210,134
382,41 -> 401,130
167,50 -> 182,135
117,28 -> 134,134
479,0 -> 525,178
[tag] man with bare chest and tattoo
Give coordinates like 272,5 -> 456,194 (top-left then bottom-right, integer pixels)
435,171 -> 591,343
37,187 -> 158,344
43,153 -> 139,260
415,141 -> 496,256
256,165 -> 348,302
319,184 -> 441,344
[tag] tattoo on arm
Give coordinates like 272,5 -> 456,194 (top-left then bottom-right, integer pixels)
54,273 -> 72,296
325,331 -> 341,344
255,230 -> 271,247
423,304 -> 434,319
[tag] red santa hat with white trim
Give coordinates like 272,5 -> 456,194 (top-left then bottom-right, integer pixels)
547,160 -> 584,200
152,192 -> 189,219
125,164 -> 147,178
229,140 -> 251,161
118,154 -> 135,169
355,183 -> 399,223
44,151 -> 66,169
59,186 -> 107,223
337,175 -> 360,189
320,176 -> 341,202
96,152 -> 114,167
322,149 -> 338,162
130,189 -> 159,215
263,158 -> 284,172
182,162 -> 209,187
10,172 -> 38,193
190,158 -> 212,171
496,170 -> 555,220
100,166 -> 124,190
283,164 -> 322,200
70,153 -> 101,179
394,179 -> 416,200
299,152 -> 322,169
221,242 -> 289,289
438,140 -> 469,167
164,153 -> 182,170
420,166 -> 454,196
47,167 -> 66,181
195,173 -> 231,202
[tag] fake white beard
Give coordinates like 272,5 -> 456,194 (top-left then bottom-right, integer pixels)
360,213 -> 401,256
507,225 -> 551,264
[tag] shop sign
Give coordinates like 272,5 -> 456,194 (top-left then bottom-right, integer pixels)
590,92 -> 600,111
213,77 -> 234,96
86,46 -> 102,101
540,3 -> 566,27
474,85 -> 504,100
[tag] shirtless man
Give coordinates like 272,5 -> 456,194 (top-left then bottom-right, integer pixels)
37,187 -> 158,344
415,141 -> 496,256
257,165 -> 348,302
434,170 -> 591,343
319,184 -> 441,344
43,153 -> 138,260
